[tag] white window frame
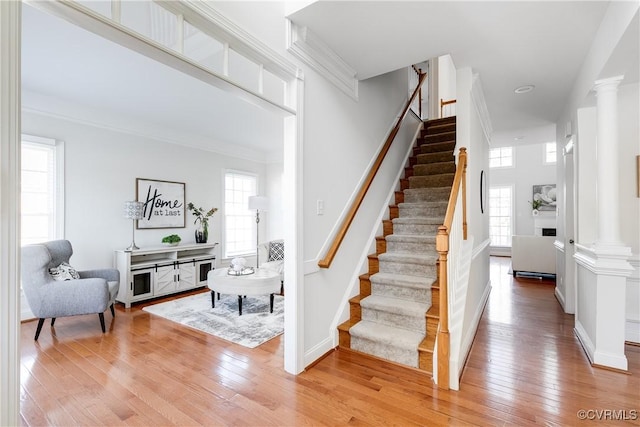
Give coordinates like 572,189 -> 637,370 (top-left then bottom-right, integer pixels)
489,146 -> 514,169
21,134 -> 65,245
543,141 -> 557,164
488,185 -> 513,248
223,170 -> 258,259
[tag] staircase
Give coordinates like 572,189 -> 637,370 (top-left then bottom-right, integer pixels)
338,116 -> 456,374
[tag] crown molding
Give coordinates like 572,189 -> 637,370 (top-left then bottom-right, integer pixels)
286,20 -> 358,100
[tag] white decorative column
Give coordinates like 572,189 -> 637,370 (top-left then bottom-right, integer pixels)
594,76 -> 624,247
574,75 -> 633,371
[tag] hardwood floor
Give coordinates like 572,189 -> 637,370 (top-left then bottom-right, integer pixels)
20,257 -> 640,426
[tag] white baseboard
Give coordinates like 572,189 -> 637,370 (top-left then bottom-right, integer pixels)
594,349 -> 628,371
304,336 -> 335,368
574,320 -> 595,364
490,246 -> 511,257
554,287 -> 566,311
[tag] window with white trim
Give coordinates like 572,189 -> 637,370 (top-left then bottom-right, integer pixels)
224,171 -> 257,258
489,146 -> 513,168
544,142 -> 557,164
489,186 -> 512,247
21,135 -> 64,246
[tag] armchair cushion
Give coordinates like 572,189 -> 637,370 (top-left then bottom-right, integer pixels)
49,262 -> 80,280
268,240 -> 284,261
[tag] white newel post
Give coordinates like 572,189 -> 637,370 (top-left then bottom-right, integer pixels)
574,75 -> 633,371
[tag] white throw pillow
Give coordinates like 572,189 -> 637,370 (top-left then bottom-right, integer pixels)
49,262 -> 80,281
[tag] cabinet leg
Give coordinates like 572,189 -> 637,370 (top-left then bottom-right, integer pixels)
238,295 -> 243,316
211,290 -> 215,308
270,293 -> 274,313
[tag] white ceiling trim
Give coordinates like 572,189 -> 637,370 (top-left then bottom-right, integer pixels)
179,0 -> 299,81
286,20 -> 358,100
27,0 -> 296,118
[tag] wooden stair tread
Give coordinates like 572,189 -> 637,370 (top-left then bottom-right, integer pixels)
338,319 -> 359,334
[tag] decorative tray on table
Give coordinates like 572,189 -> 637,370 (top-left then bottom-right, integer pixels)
227,267 -> 255,276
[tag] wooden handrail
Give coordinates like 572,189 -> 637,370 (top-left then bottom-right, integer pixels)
318,70 -> 427,269
412,65 -> 423,119
440,98 -> 457,118
435,147 -> 467,390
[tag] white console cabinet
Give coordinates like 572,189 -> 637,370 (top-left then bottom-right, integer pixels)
115,243 -> 217,308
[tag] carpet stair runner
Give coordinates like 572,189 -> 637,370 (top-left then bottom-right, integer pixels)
338,116 -> 456,374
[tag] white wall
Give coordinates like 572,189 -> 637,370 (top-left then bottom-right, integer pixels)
265,161 -> 284,242
576,106 -> 598,246
22,111 -> 273,271
618,83 -> 640,342
301,68 -> 413,361
490,143 -> 557,238
438,54 -> 457,109
453,67 -> 491,386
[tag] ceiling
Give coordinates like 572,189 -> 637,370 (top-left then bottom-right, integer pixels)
290,1 -> 638,144
21,4 -> 285,162
22,2 -> 638,153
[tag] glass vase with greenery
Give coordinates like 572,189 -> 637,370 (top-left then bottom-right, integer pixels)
187,203 -> 218,243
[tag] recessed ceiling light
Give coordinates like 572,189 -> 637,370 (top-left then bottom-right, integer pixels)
514,85 -> 535,94
514,136 -> 524,141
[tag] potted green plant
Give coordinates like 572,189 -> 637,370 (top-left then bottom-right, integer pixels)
161,234 -> 181,246
187,203 -> 218,243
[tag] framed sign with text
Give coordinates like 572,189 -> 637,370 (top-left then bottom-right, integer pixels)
136,178 -> 185,229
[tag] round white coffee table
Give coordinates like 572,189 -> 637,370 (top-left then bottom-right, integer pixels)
207,268 -> 281,315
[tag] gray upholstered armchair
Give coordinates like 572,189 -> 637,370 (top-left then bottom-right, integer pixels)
21,240 -> 120,340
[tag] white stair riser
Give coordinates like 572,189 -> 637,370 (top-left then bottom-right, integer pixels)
351,336 -> 419,368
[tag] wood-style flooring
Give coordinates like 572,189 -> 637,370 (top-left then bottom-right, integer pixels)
20,257 -> 640,426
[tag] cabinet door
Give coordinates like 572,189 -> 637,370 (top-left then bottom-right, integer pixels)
176,263 -> 196,291
130,269 -> 154,301
155,265 -> 176,296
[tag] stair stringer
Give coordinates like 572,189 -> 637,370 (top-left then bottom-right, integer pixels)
331,123 -> 424,348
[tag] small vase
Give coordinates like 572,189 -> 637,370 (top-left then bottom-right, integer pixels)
195,222 -> 208,243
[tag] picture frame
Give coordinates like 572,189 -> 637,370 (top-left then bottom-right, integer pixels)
136,178 -> 185,229
532,184 -> 557,212
480,170 -> 487,214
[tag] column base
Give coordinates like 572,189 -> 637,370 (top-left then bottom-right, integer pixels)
574,243 -> 633,371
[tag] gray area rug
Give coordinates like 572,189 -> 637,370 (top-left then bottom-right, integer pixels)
142,292 -> 284,348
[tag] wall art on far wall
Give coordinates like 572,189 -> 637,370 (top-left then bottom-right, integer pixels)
532,184 -> 557,212
136,178 -> 185,229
